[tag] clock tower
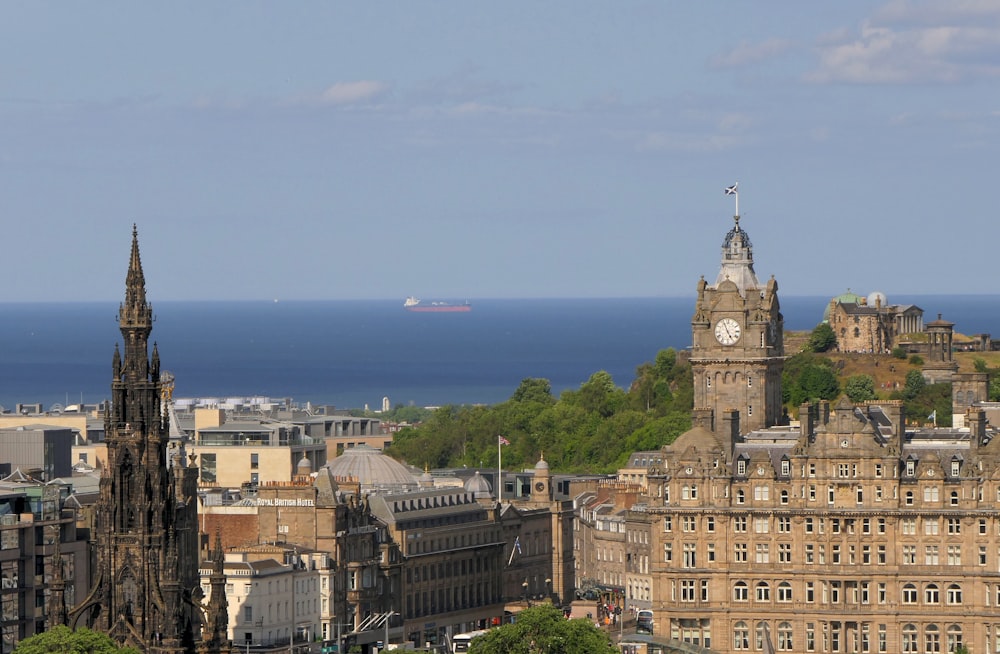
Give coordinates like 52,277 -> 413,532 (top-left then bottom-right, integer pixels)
690,208 -> 784,434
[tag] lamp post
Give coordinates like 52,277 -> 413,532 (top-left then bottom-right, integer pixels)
545,578 -> 552,603
384,611 -> 398,653
522,580 -> 530,608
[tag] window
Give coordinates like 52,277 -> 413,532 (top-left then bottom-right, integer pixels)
781,459 -> 790,476
902,624 -> 917,653
902,584 -> 917,604
755,543 -> 769,563
736,489 -> 746,504
706,516 -> 715,532
734,582 -> 748,602
734,543 -> 747,562
903,545 -> 916,564
906,460 -> 916,476
756,581 -> 770,602
250,452 -> 259,469
805,517 -> 814,533
878,544 -> 886,564
754,486 -> 769,501
733,516 -> 747,532
778,622 -> 793,651
952,460 -> 961,477
925,519 -> 940,535
737,460 -> 747,476
905,490 -> 914,505
734,621 -> 750,650
683,516 -> 697,532
951,490 -> 960,506
707,543 -> 716,562
778,582 -> 792,602
924,486 -> 940,502
663,543 -> 672,562
925,545 -> 939,565
244,605 -> 254,621
947,584 -> 962,604
779,543 -> 791,563
778,516 -> 791,533
807,623 -> 816,652
947,518 -> 961,534
663,516 -> 673,532
755,517 -> 769,533
863,545 -> 871,564
902,518 -> 916,535
681,579 -> 696,602
683,543 -> 697,568
828,486 -> 835,504
780,489 -> 789,504
806,582 -> 815,603
201,453 -> 217,483
981,519 -> 989,535
925,584 -> 940,603
947,624 -> 962,654
980,546 -> 988,566
948,545 -> 961,566
805,544 -> 814,564
925,624 -> 940,654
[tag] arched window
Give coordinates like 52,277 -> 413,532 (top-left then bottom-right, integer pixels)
947,584 -> 962,604
733,621 -> 749,650
902,584 -> 918,604
902,624 -> 917,653
946,624 -> 962,653
736,489 -> 745,504
756,581 -> 770,602
755,622 -> 768,651
733,582 -> 748,602
925,624 -> 940,654
777,622 -> 793,651
950,490 -> 959,506
777,582 -> 792,602
925,584 -> 939,604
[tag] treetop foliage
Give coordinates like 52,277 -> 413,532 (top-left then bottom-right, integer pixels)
468,605 -> 617,654
386,349 -> 693,474
13,626 -> 141,654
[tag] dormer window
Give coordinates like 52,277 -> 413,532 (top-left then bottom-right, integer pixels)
780,459 -> 790,477
737,459 -> 747,476
906,459 -> 916,477
951,459 -> 961,477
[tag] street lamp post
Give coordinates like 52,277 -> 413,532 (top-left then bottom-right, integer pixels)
545,578 -> 552,603
522,580 -> 530,608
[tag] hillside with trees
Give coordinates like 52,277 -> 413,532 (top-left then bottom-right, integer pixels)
386,325 -> 1000,475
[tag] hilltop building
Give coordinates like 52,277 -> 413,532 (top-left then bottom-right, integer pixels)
825,290 -> 924,354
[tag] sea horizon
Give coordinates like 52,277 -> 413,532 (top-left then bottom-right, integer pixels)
1,294 -> 996,412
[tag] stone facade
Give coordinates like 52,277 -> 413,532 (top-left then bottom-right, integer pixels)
690,216 -> 784,434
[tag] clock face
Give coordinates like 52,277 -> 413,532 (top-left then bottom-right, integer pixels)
534,482 -> 545,492
714,318 -> 741,345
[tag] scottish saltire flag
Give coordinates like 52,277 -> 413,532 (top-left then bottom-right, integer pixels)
514,536 -> 522,554
725,183 -> 738,195
928,410 -> 936,421
499,435 -> 510,445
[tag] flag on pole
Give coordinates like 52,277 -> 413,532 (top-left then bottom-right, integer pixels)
725,183 -> 738,195
499,435 -> 510,445
928,410 -> 936,421
514,536 -> 522,554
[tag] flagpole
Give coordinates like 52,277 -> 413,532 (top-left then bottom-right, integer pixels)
498,437 -> 502,503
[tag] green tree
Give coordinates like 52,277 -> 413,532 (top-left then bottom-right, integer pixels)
974,358 -> 989,373
891,346 -> 907,360
844,374 -> 876,403
468,605 -> 617,654
806,322 -> 837,353
13,626 -> 141,654
903,370 -> 926,401
908,354 -> 924,365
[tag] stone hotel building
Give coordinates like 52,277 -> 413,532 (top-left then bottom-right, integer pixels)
626,210 -> 1000,654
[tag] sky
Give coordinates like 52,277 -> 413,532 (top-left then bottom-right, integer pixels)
2,1 -> 1000,302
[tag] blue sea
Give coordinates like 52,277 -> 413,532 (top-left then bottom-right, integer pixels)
0,295 -> 997,412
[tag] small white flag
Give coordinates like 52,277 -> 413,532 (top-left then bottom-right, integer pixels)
928,410 -> 936,421
725,183 -> 738,195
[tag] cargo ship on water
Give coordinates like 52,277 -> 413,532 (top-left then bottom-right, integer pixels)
404,297 -> 472,312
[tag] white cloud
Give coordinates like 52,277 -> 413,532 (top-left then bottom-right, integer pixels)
808,4 -> 1000,84
711,38 -> 795,69
317,81 -> 389,105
